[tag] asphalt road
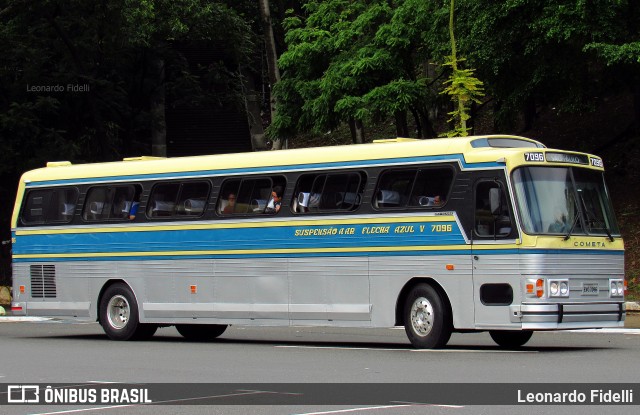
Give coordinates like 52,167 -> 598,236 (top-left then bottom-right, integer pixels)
0,320 -> 639,415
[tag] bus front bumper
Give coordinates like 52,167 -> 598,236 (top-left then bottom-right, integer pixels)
512,302 -> 625,329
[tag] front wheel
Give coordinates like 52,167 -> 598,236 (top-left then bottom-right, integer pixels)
403,284 -> 452,349
176,324 -> 228,341
489,330 -> 533,348
99,283 -> 157,341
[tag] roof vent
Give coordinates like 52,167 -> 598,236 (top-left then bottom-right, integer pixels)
46,161 -> 72,167
123,156 -> 166,162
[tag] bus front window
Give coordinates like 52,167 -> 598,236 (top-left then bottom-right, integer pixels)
512,166 -> 619,237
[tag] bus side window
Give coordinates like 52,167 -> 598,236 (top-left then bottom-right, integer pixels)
83,185 -> 141,222
292,172 -> 364,214
374,167 -> 454,210
21,188 -> 79,225
217,176 -> 286,216
175,182 -> 210,217
475,181 -> 512,237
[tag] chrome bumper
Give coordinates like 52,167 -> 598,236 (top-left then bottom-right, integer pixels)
511,302 -> 625,329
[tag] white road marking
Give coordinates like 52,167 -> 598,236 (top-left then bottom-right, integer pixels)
274,345 -> 536,353
290,402 -> 463,415
566,328 -> 640,335
289,405 -> 415,415
28,405 -> 139,415
86,381 -> 123,384
0,317 -> 51,322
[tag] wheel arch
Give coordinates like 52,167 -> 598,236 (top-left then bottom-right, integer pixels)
395,277 -> 453,327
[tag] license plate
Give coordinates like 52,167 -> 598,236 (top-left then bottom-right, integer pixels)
582,283 -> 599,296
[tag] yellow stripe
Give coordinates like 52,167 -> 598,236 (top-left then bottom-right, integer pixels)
15,215 -> 455,236
13,243 -> 501,259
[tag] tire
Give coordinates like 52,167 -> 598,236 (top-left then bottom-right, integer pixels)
176,324 -> 228,342
403,283 -> 452,349
489,330 -> 533,348
99,283 -> 157,341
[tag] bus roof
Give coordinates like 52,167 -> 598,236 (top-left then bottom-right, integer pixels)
19,135 -> 602,184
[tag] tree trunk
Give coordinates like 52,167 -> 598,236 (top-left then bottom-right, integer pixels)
633,82 -> 640,132
241,68 -> 268,151
416,108 -> 437,138
395,111 -> 409,137
150,56 -> 166,157
349,119 -> 366,144
258,0 -> 285,149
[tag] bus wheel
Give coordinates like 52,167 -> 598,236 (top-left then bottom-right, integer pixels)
489,330 -> 533,348
176,324 -> 228,342
100,283 -> 156,341
403,284 -> 452,349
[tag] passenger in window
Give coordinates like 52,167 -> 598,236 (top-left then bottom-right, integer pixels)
223,193 -> 236,214
114,194 -> 131,219
265,186 -> 283,213
129,201 -> 139,220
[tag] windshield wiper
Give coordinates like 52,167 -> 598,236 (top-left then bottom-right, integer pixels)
578,191 -> 614,242
564,191 -> 582,241
563,210 -> 581,241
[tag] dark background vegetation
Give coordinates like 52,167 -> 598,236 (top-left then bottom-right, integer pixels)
1,0 -> 638,297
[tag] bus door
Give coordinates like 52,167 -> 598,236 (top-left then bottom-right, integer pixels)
471,178 -> 519,329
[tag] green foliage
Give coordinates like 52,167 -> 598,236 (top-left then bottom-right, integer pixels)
440,0 -> 484,137
456,0 -> 639,130
441,57 -> 484,137
0,0 -> 253,173
271,0 -> 447,141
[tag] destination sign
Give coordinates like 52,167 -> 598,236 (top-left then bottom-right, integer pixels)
544,152 -> 589,165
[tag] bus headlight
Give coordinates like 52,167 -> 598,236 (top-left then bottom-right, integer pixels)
559,281 -> 569,296
548,279 -> 569,298
609,279 -> 624,298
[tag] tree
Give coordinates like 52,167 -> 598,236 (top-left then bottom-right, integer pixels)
122,0 -> 254,155
258,0 -> 285,149
456,0 -> 639,133
441,0 -> 484,137
271,0 -> 447,144
0,0 -> 255,248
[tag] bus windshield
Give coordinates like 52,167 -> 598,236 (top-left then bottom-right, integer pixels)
512,166 -> 619,237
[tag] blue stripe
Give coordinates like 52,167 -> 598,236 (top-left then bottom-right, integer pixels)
26,154 -> 501,187
13,222 -> 466,255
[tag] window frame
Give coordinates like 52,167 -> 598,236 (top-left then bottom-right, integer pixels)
372,165 -> 455,211
146,180 -> 211,220
473,179 -> 515,239
82,184 -> 142,223
20,187 -> 79,226
216,175 -> 286,217
290,171 -> 366,214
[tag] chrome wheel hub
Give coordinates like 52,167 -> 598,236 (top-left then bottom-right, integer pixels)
410,297 -> 434,337
107,295 -> 130,329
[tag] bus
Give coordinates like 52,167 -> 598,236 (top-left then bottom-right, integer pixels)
9,135 -> 625,348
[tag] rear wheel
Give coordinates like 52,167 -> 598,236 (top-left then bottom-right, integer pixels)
403,283 -> 452,349
176,324 -> 228,341
99,283 -> 157,341
489,330 -> 533,348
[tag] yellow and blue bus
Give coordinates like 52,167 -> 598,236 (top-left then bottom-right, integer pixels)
10,135 -> 625,348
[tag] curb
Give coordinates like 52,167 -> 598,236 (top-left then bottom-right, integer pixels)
0,316 -> 51,322
626,301 -> 640,312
